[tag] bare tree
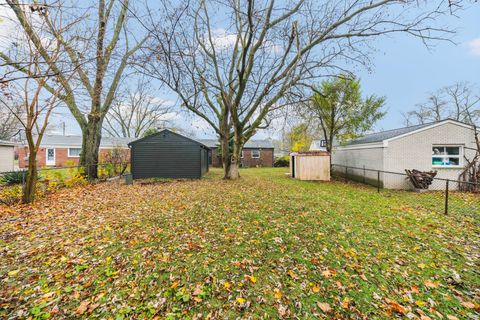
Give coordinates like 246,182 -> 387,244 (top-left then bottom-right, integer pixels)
0,0 -> 148,180
0,98 -> 23,140
142,0 -> 454,179
104,78 -> 175,138
0,12 -> 66,203
404,82 -> 480,125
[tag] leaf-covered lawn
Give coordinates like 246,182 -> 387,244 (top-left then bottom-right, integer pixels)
1,168 -> 479,319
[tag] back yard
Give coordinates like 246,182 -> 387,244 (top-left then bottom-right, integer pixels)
0,168 -> 479,319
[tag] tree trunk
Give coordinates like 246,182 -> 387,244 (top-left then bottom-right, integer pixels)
220,133 -> 232,179
80,118 -> 103,180
228,137 -> 242,180
23,149 -> 37,204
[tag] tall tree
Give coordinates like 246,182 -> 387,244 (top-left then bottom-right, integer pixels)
309,76 -> 385,152
285,123 -> 313,152
143,0 -> 453,179
0,0 -> 148,180
403,82 -> 480,126
104,78 -> 175,138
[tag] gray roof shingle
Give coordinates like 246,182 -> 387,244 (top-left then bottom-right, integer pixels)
0,140 -> 15,146
30,135 -> 133,148
344,122 -> 434,146
197,139 -> 274,149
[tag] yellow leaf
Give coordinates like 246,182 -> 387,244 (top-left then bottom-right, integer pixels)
415,300 -> 425,307
249,275 -> 257,284
274,288 -> 282,300
223,281 -> 231,289
312,285 -> 320,293
418,263 -> 426,269
170,281 -> 179,289
8,269 -> 20,277
236,297 -> 246,304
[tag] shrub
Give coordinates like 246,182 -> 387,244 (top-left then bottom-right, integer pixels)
1,171 -> 30,185
274,156 -> 289,167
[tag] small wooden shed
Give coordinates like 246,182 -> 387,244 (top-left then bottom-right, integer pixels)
128,129 -> 210,179
290,151 -> 330,181
0,140 -> 15,173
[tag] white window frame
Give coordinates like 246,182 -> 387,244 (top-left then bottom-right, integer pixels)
432,145 -> 463,168
68,147 -> 82,158
251,149 -> 260,159
241,150 -> 244,158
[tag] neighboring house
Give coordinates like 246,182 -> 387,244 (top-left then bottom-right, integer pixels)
310,139 -> 327,151
198,139 -> 275,167
0,140 -> 15,172
16,135 -> 132,168
332,119 -> 477,189
129,129 -> 210,179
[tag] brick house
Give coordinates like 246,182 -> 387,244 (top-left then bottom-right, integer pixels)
16,135 -> 132,168
198,139 -> 274,167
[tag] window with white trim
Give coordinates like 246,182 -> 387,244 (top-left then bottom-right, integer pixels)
68,148 -> 82,157
432,146 -> 462,167
241,151 -> 244,158
251,149 -> 260,158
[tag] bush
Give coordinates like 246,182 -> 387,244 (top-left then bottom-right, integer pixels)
1,171 -> 29,185
274,156 -> 289,167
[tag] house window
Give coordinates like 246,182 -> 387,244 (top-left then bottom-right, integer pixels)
251,149 -> 260,158
432,146 -> 462,167
68,148 -> 82,157
320,140 -> 327,148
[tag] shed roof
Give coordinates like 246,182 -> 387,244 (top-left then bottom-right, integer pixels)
343,119 -> 474,146
197,138 -> 274,149
0,140 -> 15,146
128,129 -> 210,149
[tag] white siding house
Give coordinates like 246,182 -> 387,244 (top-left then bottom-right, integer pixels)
0,140 -> 15,172
332,119 -> 477,189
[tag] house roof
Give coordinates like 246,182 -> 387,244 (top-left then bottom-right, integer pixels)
26,135 -> 133,148
343,119 -> 474,146
197,139 -> 274,149
0,140 -> 15,146
128,129 -> 210,149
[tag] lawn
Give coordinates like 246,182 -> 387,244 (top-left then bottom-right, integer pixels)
0,168 -> 479,319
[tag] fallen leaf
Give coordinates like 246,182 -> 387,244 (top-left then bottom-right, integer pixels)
461,301 -> 475,309
312,285 -> 320,293
8,269 -> 20,277
75,300 -> 90,315
236,297 -> 246,304
274,288 -> 282,300
317,302 -> 331,313
424,280 -> 439,289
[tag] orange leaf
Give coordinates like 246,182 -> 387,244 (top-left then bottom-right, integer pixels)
75,300 -> 90,315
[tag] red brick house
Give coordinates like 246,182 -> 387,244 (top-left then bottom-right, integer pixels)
198,139 -> 274,167
16,135 -> 132,168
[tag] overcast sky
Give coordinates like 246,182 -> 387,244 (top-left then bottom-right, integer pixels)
1,1 -> 479,140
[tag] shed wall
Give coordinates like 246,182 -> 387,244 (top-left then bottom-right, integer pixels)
291,155 -> 330,181
0,145 -> 14,172
130,131 -> 207,179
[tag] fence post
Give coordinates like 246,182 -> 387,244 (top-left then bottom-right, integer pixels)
377,170 -> 380,193
363,165 -> 366,183
444,179 -> 449,215
345,166 -> 348,183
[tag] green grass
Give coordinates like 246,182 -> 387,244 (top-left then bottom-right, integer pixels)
0,168 -> 479,319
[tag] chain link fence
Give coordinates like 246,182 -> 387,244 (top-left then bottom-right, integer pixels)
0,162 -> 130,205
331,164 -> 480,218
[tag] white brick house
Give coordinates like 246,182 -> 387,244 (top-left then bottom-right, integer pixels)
332,119 -> 477,189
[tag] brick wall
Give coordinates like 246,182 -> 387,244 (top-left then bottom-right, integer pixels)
16,147 -> 129,168
210,148 -> 274,168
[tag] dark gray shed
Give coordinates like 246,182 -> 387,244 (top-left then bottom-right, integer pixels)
128,129 -> 210,179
